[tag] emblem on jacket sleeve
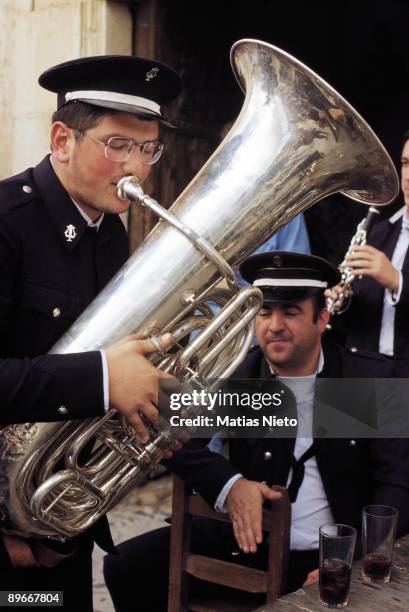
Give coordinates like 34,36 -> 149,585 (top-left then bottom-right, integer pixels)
64,224 -> 77,242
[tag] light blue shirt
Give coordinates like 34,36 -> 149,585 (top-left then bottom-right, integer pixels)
379,207 -> 409,356
256,213 -> 310,253
235,214 -> 310,285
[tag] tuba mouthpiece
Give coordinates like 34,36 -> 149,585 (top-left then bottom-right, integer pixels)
116,175 -> 143,201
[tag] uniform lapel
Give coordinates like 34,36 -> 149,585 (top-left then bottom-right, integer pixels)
33,156 -> 88,251
314,342 -> 342,455
231,348 -> 297,485
370,210 -> 403,260
260,354 -> 297,485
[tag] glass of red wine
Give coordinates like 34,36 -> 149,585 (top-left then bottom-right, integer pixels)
319,524 -> 357,608
362,505 -> 398,583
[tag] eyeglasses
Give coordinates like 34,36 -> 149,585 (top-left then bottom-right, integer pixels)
73,130 -> 163,165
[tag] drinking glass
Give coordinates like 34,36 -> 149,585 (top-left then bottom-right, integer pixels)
362,505 -> 398,583
319,524 -> 357,608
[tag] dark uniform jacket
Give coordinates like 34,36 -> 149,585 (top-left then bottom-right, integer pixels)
0,155 -> 129,555
341,208 -> 409,375
0,155 -> 128,422
167,341 -> 409,543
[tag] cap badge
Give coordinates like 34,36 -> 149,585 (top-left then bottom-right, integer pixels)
273,255 -> 282,267
145,67 -> 159,82
64,224 -> 77,242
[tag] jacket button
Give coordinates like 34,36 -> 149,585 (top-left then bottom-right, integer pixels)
350,347 -> 358,353
22,185 -> 32,194
349,440 -> 356,446
57,405 -> 68,415
264,451 -> 272,461
52,307 -> 61,318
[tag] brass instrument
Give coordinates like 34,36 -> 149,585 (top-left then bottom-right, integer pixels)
327,206 -> 381,314
0,39 -> 398,540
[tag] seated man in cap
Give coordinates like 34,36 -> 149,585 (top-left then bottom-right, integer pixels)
0,55 -> 182,609
104,251 -> 409,611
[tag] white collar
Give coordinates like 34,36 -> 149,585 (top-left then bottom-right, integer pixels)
72,200 -> 104,230
49,155 -> 104,230
268,348 -> 324,378
389,206 -> 407,224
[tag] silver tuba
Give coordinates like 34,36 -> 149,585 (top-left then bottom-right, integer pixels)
0,39 -> 398,540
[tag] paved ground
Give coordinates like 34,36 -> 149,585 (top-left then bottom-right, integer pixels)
92,473 -> 172,612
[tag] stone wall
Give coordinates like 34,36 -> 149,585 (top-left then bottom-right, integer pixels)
0,0 -> 132,179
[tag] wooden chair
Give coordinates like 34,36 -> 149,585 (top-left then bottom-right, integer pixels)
168,474 -> 291,612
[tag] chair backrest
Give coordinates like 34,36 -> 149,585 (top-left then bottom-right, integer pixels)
168,474 -> 291,612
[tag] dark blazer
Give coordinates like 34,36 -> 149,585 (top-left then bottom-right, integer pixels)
0,156 -> 128,423
341,208 -> 409,374
167,341 -> 409,542
0,156 -> 129,555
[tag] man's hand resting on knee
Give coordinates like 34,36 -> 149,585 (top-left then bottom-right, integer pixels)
227,478 -> 282,553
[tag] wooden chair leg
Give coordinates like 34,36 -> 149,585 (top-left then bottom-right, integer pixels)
266,486 -> 291,602
168,477 -> 291,610
168,475 -> 191,612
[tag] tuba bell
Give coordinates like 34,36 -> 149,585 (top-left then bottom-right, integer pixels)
0,39 -> 398,540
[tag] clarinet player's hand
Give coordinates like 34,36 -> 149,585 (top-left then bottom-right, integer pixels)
324,283 -> 352,303
345,245 -> 400,292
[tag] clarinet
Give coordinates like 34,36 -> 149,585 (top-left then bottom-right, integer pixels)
327,206 -> 380,315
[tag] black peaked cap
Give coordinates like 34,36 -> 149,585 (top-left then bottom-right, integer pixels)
39,55 -> 182,128
239,251 -> 341,304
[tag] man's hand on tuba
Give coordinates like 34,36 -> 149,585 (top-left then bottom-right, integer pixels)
105,333 -> 177,443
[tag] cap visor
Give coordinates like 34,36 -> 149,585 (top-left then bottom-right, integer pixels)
262,286 -> 321,304
73,99 -> 177,128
